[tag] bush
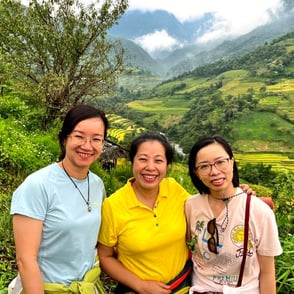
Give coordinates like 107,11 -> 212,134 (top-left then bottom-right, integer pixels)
0,120 -> 58,185
0,193 -> 16,290
276,234 -> 294,293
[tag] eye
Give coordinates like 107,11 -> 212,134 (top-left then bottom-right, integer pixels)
74,134 -> 84,139
92,137 -> 103,143
198,164 -> 209,170
155,159 -> 164,163
216,159 -> 227,166
138,157 -> 147,162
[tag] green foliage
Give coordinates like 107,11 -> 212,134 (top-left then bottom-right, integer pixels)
0,0 -> 128,122
0,120 -> 58,186
91,161 -> 133,196
275,235 -> 294,293
271,172 -> 294,236
239,163 -> 277,185
0,193 -> 16,290
0,95 -> 47,131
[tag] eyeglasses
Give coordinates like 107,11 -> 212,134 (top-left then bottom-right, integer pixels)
195,158 -> 230,175
207,218 -> 219,254
67,134 -> 104,148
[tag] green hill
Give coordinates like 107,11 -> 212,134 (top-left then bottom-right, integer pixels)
103,32 -> 294,169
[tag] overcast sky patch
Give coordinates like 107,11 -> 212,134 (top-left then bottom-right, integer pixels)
129,0 -> 284,44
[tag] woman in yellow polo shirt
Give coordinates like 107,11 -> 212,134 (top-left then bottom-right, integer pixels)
98,132 -> 191,294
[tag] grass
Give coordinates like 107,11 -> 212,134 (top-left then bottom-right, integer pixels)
232,112 -> 294,149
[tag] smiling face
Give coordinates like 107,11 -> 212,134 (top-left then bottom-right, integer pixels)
132,140 -> 168,192
195,142 -> 235,196
63,117 -> 105,177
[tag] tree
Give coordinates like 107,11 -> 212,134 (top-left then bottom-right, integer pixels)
0,0 -> 128,123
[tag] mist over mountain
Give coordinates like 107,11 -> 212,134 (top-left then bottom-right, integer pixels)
108,0 -> 294,77
109,9 -> 213,45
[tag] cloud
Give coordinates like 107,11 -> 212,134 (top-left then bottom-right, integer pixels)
129,0 -> 284,42
134,30 -> 183,54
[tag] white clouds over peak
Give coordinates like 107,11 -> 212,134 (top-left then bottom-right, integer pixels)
134,30 -> 183,55
129,0 -> 283,23
129,0 -> 284,43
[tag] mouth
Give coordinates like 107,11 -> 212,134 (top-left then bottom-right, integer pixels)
142,174 -> 158,182
77,152 -> 93,159
211,178 -> 225,185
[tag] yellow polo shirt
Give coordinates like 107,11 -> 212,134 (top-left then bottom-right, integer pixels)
98,177 -> 190,283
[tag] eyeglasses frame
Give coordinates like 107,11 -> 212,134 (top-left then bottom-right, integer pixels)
195,157 -> 231,175
67,134 -> 104,148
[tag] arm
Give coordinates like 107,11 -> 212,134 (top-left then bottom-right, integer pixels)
13,214 -> 44,294
258,254 -> 276,294
97,243 -> 171,294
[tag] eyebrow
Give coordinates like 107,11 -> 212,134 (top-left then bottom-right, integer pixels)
72,130 -> 104,137
197,156 -> 228,164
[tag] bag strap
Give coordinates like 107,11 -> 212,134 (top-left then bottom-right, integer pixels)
237,194 -> 251,287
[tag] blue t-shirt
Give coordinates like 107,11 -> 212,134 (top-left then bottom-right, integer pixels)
11,163 -> 105,285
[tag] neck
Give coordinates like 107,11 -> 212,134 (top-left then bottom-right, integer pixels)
210,187 -> 237,200
59,160 -> 88,179
132,181 -> 158,209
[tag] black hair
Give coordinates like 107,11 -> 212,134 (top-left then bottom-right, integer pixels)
188,135 -> 239,194
129,132 -> 173,165
58,104 -> 108,160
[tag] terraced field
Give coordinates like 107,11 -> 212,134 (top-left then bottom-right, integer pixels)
235,153 -> 294,172
107,114 -> 145,142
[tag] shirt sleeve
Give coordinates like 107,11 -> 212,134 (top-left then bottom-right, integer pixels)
251,197 -> 283,256
10,174 -> 48,221
98,198 -> 118,247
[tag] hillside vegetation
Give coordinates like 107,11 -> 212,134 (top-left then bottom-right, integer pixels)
106,32 -> 294,149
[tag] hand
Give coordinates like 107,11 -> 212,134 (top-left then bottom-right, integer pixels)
240,183 -> 256,196
137,280 -> 171,294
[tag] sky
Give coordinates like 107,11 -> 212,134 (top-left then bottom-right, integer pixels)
127,0 -> 284,54
21,0 -> 285,55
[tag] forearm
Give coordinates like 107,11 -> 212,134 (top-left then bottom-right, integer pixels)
259,271 -> 276,294
258,255 -> 276,294
100,256 -> 143,292
17,259 -> 44,294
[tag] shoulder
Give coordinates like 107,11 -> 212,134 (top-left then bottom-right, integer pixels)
186,193 -> 203,204
161,177 -> 190,195
15,163 -> 56,190
89,171 -> 104,185
104,179 -> 133,204
250,195 -> 275,216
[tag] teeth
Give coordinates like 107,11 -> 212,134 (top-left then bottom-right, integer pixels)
79,152 -> 91,158
212,179 -> 223,183
143,175 -> 156,179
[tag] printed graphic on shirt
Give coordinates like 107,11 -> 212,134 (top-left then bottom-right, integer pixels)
191,220 -> 254,287
231,225 -> 254,258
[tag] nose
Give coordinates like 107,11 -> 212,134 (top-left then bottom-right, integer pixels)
145,160 -> 155,170
82,137 -> 93,148
209,163 -> 220,174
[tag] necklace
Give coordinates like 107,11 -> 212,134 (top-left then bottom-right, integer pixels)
210,191 -> 244,232
61,161 -> 91,212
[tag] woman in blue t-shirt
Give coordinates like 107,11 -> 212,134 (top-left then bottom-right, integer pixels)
10,105 -> 108,293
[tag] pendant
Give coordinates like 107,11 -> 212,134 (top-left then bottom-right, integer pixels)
88,205 -> 92,212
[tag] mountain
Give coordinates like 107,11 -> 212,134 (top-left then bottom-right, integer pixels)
108,1 -> 294,77
103,32 -> 294,155
109,9 -> 213,46
117,37 -> 164,76
163,11 -> 294,77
